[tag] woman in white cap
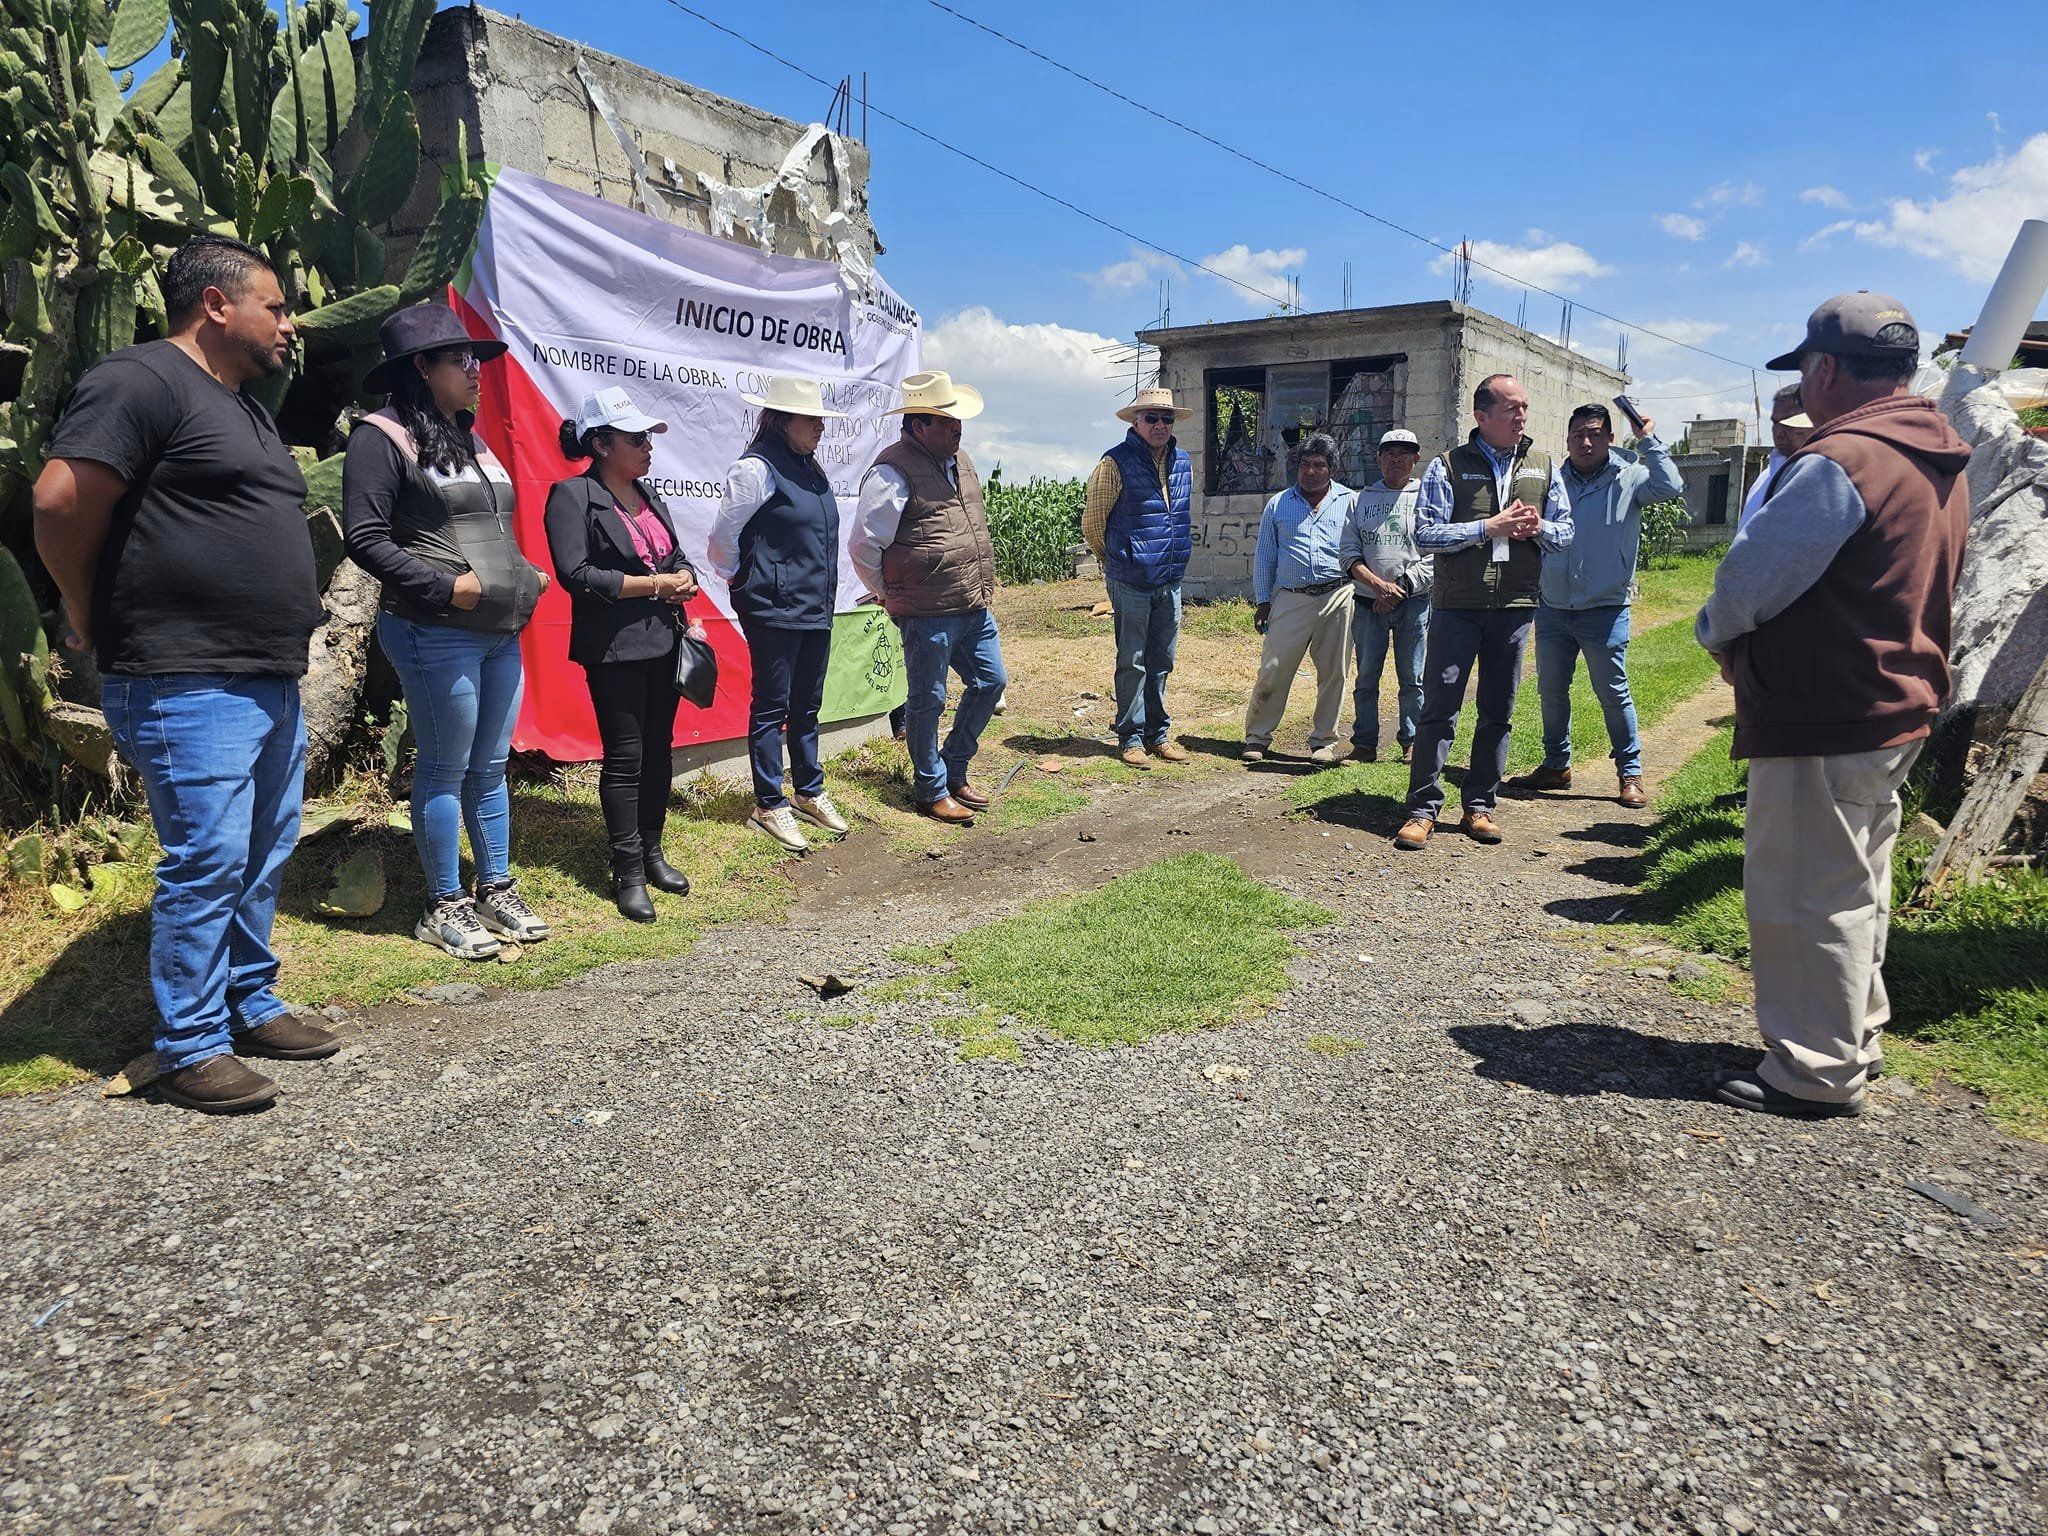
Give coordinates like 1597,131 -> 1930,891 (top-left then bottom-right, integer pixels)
708,375 -> 851,852
543,387 -> 701,922
343,301 -> 553,961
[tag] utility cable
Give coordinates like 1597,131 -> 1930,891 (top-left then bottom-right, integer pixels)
926,0 -> 1768,377
653,0 -> 1298,313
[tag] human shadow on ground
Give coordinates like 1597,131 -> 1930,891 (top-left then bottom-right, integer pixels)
1450,1019 -> 1755,1103
1177,733 -> 1252,764
0,906 -> 155,1086
1543,892 -> 1642,925
1559,820 -> 1652,849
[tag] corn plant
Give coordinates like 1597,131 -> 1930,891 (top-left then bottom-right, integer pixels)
984,465 -> 1085,586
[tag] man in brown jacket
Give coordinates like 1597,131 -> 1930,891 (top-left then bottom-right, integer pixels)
1696,293 -> 1969,1119
849,370 -> 1004,825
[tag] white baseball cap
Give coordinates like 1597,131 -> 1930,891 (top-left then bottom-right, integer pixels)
577,386 -> 668,435
1378,428 -> 1421,450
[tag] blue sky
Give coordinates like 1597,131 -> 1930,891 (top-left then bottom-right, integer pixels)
518,0 -> 2046,475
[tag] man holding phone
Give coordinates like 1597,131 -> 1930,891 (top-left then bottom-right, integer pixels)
1396,374 -> 1572,849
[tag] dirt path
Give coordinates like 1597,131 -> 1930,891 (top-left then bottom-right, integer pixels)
2,679 -> 2043,1536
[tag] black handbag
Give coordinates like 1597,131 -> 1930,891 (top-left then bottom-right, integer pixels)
673,628 -> 719,709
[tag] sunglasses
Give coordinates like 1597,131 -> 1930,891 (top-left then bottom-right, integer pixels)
601,429 -> 652,448
1139,412 -> 1177,425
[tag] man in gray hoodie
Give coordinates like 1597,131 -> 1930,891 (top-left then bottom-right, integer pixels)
1515,402 -> 1683,807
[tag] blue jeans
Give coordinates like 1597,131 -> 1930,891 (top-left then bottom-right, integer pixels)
1350,592 -> 1428,750
741,622 -> 830,809
1107,578 -> 1181,748
378,614 -> 524,901
1407,606 -> 1533,820
1535,602 -> 1642,778
897,609 -> 1007,804
101,673 -> 305,1071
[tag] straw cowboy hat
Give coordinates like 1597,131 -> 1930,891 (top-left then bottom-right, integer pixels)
882,369 -> 984,420
1116,386 -> 1193,425
740,374 -> 848,419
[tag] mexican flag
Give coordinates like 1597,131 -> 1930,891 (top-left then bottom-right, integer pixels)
448,167 -> 918,760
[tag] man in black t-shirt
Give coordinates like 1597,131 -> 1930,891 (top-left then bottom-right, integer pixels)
34,236 -> 339,1113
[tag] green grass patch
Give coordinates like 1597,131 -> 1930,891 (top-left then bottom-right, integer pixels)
1304,1033 -> 1369,1056
922,853 -> 1332,1047
1632,548 -> 1726,626
994,780 -> 1091,832
1181,598 -> 1259,638
1641,729 -> 2048,1137
1285,608 -> 1722,816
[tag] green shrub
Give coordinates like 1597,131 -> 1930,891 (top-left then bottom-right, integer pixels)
984,467 -> 1085,585
1638,499 -> 1691,570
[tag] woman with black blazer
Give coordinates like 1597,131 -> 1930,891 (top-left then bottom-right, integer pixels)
706,375 -> 849,854
543,387 -> 701,922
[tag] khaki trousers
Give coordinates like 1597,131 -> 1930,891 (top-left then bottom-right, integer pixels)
1244,585 -> 1352,750
1744,742 -> 1920,1104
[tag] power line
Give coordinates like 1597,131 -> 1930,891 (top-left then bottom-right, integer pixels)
925,0 -> 1768,376
652,0 -> 1298,314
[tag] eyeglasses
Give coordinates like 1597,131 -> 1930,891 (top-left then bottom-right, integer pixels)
431,349 -> 481,372
1139,412 -> 1177,426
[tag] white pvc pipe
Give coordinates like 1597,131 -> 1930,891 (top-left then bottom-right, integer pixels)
1958,219 -> 2048,370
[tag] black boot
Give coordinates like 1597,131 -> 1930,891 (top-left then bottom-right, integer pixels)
612,859 -> 656,923
644,846 -> 691,896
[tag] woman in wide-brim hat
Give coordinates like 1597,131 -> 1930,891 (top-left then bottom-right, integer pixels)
707,374 -> 851,854
542,386 -> 703,922
342,301 -> 552,962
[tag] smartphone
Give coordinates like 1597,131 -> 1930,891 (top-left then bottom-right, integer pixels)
1613,394 -> 1649,435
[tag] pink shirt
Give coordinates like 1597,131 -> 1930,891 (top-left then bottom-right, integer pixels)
617,501 -> 673,567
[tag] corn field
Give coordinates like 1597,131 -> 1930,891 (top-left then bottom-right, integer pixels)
984,467 -> 1085,585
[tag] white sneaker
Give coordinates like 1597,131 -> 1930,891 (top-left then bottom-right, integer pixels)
749,804 -> 810,852
475,878 -> 550,941
414,897 -> 501,961
792,790 -> 849,835
1309,742 -> 1347,765
993,689 -> 1008,715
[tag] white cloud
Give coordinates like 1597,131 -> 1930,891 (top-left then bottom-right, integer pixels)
1429,236 -> 1614,293
1800,185 -> 1850,209
920,306 -> 1130,480
1724,241 -> 1767,269
1197,244 -> 1303,309
1087,248 -> 1176,292
1797,218 -> 1858,254
1913,148 -> 1940,173
1695,179 -> 1765,210
1659,213 -> 1707,241
1845,132 -> 2048,281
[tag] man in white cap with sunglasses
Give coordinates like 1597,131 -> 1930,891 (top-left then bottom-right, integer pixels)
1084,386 -> 1195,769
850,370 -> 1005,825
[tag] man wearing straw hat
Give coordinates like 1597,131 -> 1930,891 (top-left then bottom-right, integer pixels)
1083,385 -> 1195,769
850,370 -> 1004,825
1739,383 -> 1814,530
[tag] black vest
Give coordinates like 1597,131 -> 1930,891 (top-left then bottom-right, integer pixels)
733,434 -> 840,631
1430,435 -> 1552,610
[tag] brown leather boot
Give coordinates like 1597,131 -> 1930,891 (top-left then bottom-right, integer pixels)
1394,816 -> 1433,851
1515,765 -> 1572,791
1118,745 -> 1152,770
1461,809 -> 1504,844
233,1015 -> 341,1060
949,780 -> 991,810
157,1054 -> 279,1114
917,795 -> 976,825
1149,739 -> 1189,763
1618,774 -> 1648,808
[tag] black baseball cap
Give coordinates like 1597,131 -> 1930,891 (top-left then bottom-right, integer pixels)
1765,291 -> 1920,372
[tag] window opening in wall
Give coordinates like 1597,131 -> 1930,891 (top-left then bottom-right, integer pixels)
1206,356 -> 1408,495
1705,472 -> 1729,525
1326,356 -> 1407,487
1208,366 -> 1268,495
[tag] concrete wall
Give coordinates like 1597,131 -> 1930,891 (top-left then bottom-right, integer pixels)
1145,303 -> 1627,599
390,8 -> 879,275
1675,447 -> 1748,545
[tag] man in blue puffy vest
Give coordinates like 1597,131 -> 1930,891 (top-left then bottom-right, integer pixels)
1083,386 -> 1195,768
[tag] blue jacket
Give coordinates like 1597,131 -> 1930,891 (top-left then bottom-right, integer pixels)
733,433 -> 839,630
1539,437 -> 1684,611
1102,431 -> 1192,588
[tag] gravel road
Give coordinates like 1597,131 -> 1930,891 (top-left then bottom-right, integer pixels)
3,691 -> 2043,1536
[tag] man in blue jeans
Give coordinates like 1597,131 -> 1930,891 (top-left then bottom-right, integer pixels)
1339,428 -> 1431,762
1514,403 -> 1683,808
33,236 -> 338,1113
1082,386 -> 1194,769
850,370 -> 1006,826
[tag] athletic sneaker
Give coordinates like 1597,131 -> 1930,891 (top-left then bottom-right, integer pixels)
749,804 -> 810,852
475,878 -> 550,942
792,791 -> 849,835
415,896 -> 501,960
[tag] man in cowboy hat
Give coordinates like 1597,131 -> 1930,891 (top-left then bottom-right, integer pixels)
1083,385 -> 1195,768
1700,292 -> 1968,1120
849,370 -> 1005,825
33,235 -> 339,1113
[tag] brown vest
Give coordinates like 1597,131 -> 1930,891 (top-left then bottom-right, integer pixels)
874,435 -> 996,618
1732,395 -> 1970,759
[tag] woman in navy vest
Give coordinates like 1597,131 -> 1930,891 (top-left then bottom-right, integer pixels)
544,388 -> 702,923
709,376 -> 849,854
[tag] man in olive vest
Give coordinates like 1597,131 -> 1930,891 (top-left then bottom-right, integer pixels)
849,370 -> 1003,826
1396,374 -> 1574,850
1083,385 -> 1195,769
